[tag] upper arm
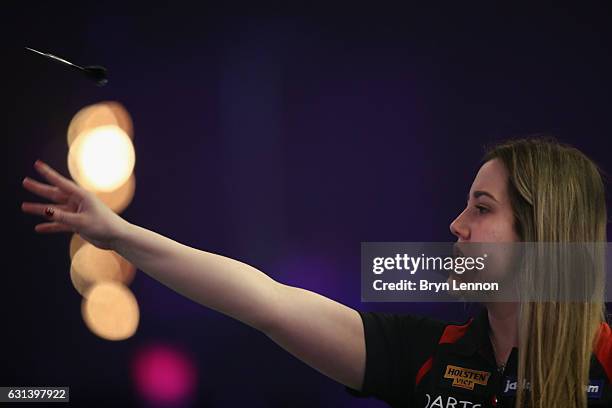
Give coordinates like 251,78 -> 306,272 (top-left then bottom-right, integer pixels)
263,282 -> 366,391
263,283 -> 447,405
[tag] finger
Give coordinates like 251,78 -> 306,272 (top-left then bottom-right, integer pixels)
21,202 -> 72,217
41,206 -> 83,228
34,160 -> 83,197
22,177 -> 70,203
34,222 -> 75,233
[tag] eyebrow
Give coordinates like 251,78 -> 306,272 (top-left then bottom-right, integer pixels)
467,190 -> 499,203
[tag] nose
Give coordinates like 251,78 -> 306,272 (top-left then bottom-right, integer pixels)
449,210 -> 469,241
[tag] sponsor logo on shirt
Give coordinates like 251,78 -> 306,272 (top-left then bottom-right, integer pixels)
501,377 -> 529,395
424,393 -> 482,408
443,365 -> 491,391
502,377 -> 603,399
587,380 -> 604,399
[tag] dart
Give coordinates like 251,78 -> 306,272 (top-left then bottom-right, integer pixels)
25,46 -> 108,86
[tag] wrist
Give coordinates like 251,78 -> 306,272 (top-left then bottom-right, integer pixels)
110,218 -> 134,252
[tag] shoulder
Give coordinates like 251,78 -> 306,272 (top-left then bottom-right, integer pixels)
357,311 -> 449,340
356,310 -> 475,358
356,310 -> 474,336
595,321 -> 612,382
346,310 -> 479,405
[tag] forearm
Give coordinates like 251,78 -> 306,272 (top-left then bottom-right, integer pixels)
111,222 -> 280,331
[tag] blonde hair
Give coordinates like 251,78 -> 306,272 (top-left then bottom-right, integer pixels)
482,136 -> 609,408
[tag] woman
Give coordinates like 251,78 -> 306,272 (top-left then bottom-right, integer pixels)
21,137 -> 611,407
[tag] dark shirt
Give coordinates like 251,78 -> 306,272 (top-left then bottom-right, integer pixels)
345,308 -> 612,407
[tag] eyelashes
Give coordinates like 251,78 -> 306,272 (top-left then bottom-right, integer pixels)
475,205 -> 489,215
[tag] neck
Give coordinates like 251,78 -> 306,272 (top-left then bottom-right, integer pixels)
484,302 -> 519,366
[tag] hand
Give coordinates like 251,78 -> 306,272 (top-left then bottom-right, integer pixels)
21,160 -> 130,250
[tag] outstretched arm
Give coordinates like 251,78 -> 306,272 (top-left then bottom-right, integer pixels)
113,224 -> 365,390
112,222 -> 282,331
21,160 -> 366,391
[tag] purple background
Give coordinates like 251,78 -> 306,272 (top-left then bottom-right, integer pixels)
6,6 -> 612,407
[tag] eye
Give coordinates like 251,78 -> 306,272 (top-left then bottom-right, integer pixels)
475,205 -> 489,214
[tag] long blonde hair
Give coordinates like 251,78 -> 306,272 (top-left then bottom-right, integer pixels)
482,136 -> 609,408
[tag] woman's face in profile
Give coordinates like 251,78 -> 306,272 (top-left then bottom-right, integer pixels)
447,158 -> 521,293
449,158 -> 520,244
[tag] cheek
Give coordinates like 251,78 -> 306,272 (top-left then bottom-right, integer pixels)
471,213 -> 517,242
480,246 -> 516,283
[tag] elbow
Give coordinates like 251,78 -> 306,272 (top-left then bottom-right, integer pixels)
257,281 -> 288,336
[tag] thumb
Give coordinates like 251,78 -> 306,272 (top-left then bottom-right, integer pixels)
45,206 -> 82,228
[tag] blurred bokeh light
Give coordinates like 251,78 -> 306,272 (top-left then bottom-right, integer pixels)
69,233 -> 86,259
131,343 -> 198,406
70,242 -> 135,296
81,281 -> 140,341
95,173 -> 136,214
68,125 -> 135,192
67,101 -> 133,147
